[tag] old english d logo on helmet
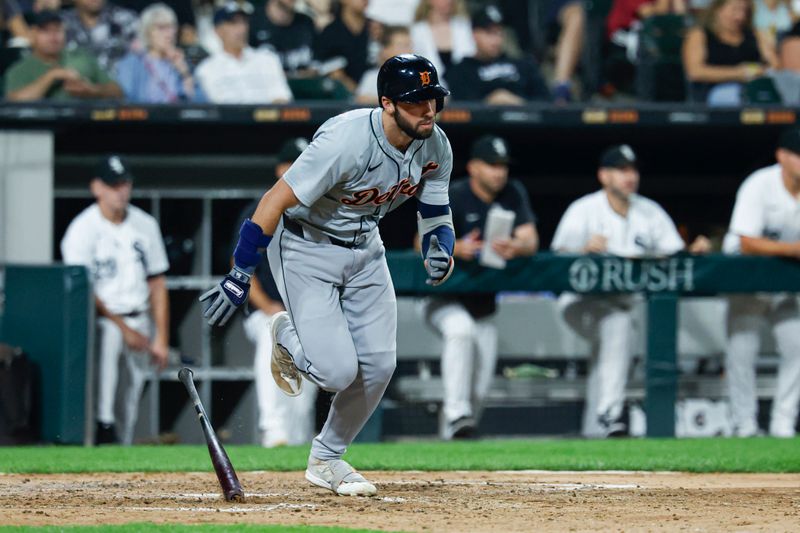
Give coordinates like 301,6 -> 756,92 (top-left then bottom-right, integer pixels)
377,54 -> 450,112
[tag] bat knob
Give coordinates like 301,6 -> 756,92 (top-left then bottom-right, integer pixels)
178,367 -> 194,382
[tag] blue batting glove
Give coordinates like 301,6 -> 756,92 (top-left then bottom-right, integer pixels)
199,265 -> 252,326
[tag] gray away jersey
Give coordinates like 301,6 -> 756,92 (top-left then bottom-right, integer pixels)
282,108 -> 453,242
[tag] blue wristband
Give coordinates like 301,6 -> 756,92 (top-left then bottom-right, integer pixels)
233,219 -> 272,271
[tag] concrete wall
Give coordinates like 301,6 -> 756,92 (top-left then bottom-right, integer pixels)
0,131 -> 54,264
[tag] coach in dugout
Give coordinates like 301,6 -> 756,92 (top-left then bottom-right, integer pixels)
61,156 -> 170,445
722,126 -> 800,438
551,145 -> 709,438
423,135 -> 539,440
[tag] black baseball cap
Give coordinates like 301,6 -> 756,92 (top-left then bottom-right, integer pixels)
778,126 -> 800,155
31,10 -> 62,27
599,144 -> 637,169
213,1 -> 253,25
278,137 -> 309,163
471,135 -> 510,164
94,155 -> 134,185
472,4 -> 504,30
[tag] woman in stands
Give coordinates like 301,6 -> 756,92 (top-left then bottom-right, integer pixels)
683,0 -> 777,105
115,3 -> 204,103
410,0 -> 475,84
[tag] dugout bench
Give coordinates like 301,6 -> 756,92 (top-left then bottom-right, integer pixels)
386,251 -> 800,437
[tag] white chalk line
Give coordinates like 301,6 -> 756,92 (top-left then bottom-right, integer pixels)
386,480 -> 638,491
124,503 -> 316,513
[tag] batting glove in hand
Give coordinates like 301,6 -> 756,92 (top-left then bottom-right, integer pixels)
200,266 -> 251,326
425,234 -> 454,286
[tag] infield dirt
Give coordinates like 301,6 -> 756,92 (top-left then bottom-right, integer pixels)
1,471 -> 798,532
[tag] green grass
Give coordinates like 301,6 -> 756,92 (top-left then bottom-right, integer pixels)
1,438 -> 798,474
0,526 -> 385,533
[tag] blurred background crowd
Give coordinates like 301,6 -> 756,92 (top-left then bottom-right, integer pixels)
2,0 -> 800,106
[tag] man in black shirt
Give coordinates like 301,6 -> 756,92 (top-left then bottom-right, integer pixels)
313,0 -> 373,92
249,0 -> 316,75
234,137 -> 317,448
446,4 -> 550,104
424,135 -> 539,440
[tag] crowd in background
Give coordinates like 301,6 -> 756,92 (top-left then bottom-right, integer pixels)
2,0 -> 799,105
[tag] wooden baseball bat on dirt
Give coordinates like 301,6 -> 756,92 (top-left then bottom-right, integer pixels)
178,367 -> 244,502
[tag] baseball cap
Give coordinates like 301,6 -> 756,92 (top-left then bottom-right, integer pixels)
472,4 -> 504,30
471,135 -> 510,164
277,137 -> 309,163
213,1 -> 253,25
94,155 -> 134,185
599,144 -> 637,169
778,126 -> 800,155
31,10 -> 62,27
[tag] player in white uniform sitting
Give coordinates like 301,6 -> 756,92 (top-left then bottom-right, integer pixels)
551,145 -> 708,437
61,155 -> 170,445
200,54 -> 455,496
722,127 -> 800,438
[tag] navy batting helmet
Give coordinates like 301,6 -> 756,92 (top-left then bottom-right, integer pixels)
377,54 -> 450,112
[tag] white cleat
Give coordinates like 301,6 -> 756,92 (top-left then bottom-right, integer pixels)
305,457 -> 377,497
270,311 -> 302,397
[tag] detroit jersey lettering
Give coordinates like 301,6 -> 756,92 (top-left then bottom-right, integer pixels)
282,108 -> 452,242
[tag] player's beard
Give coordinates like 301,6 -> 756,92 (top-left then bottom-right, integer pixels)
393,108 -> 434,140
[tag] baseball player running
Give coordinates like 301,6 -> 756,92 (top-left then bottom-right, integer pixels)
722,126 -> 800,438
200,54 -> 455,496
552,145 -> 708,437
61,155 -> 170,445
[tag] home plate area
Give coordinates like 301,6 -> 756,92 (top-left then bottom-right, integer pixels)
1,471 -> 798,531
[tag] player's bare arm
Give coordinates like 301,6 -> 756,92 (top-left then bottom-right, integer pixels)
739,235 -> 800,258
250,179 -> 300,236
147,275 -> 170,369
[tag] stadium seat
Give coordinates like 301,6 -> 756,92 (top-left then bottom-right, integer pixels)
288,77 -> 351,100
744,76 -> 783,104
636,14 -> 688,102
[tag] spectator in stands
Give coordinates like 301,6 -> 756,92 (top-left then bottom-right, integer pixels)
753,0 -> 796,56
313,0 -> 373,93
682,0 -> 776,105
721,126 -> 800,438
607,0 -> 688,61
113,0 -> 197,46
770,20 -> 800,103
303,0 -> 334,30
546,0 -> 587,103
446,4 -> 549,104
551,145 -> 710,438
61,155 -> 170,445
422,135 -> 538,440
62,0 -> 139,72
115,3 -> 203,103
2,0 -> 60,46
355,26 -> 413,104
236,137 -> 318,448
195,1 -> 292,103
5,10 -> 123,101
249,0 -> 317,75
410,0 -> 475,84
